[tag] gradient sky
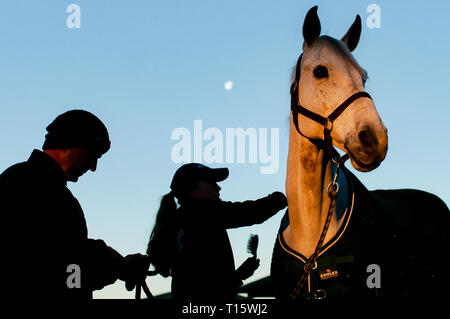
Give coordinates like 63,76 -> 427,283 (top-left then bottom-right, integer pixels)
0,0 -> 448,298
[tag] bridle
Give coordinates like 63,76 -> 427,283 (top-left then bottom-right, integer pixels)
288,54 -> 372,300
290,54 -> 372,161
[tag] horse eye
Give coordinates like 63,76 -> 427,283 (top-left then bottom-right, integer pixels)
313,66 -> 328,79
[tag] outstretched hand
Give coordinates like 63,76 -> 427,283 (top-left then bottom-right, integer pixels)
236,256 -> 260,281
270,191 -> 288,210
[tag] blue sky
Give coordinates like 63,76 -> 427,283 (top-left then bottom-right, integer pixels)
0,0 -> 448,298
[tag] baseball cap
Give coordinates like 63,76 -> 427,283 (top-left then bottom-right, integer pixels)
170,163 -> 229,193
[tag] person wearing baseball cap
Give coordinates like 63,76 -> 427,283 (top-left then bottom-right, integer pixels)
169,163 -> 229,198
0,109 -> 149,300
146,163 -> 287,300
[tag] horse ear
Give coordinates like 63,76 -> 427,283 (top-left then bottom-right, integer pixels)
303,6 -> 321,47
341,15 -> 362,52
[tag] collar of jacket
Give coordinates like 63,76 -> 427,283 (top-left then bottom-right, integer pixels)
28,149 -> 67,186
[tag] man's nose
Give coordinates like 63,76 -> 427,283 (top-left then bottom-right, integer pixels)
89,158 -> 98,172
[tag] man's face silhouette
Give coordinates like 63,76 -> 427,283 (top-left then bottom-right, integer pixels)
60,147 -> 100,182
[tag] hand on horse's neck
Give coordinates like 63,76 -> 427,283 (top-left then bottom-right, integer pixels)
284,120 -> 345,259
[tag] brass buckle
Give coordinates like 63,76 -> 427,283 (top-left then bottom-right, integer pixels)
313,289 -> 327,300
304,261 -> 318,271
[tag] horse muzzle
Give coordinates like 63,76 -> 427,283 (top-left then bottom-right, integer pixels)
345,125 -> 388,172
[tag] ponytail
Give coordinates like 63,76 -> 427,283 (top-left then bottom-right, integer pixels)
147,191 -> 179,277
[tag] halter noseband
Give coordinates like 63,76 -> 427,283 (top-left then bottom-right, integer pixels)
290,54 -> 372,161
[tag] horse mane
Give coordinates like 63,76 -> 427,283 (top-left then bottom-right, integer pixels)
291,35 -> 368,102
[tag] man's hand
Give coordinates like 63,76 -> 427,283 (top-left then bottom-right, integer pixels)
236,256 -> 260,281
121,254 -> 150,291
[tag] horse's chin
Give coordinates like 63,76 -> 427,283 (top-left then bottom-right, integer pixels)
348,155 -> 381,172
343,142 -> 386,172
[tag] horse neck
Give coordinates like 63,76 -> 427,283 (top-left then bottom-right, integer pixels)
285,118 -> 335,257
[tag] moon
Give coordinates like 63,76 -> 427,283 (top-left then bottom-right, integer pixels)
224,81 -> 234,90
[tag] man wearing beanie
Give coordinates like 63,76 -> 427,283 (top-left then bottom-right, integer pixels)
0,110 -> 149,300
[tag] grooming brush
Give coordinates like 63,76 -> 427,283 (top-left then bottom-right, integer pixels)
247,234 -> 259,258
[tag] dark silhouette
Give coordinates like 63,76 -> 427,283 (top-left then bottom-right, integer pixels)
0,110 -> 149,300
146,163 -> 287,300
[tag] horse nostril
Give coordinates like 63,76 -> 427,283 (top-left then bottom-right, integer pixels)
358,127 -> 378,148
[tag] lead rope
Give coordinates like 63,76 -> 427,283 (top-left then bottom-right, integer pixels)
288,155 -> 348,300
135,270 -> 158,300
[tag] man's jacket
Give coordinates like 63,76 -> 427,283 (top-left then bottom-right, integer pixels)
0,150 -> 125,300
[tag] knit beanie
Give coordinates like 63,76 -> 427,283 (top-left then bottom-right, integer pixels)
42,109 -> 111,154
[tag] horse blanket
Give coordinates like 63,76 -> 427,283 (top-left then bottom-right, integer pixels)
271,165 -> 449,299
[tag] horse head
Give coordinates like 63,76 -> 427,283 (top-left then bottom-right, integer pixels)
293,6 -> 388,171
